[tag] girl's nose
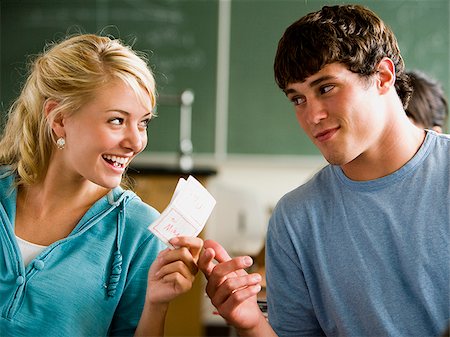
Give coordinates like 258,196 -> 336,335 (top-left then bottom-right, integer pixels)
121,126 -> 145,152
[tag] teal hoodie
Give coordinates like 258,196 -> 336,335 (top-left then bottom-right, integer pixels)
0,167 -> 165,336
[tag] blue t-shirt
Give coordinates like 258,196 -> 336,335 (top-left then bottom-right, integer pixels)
0,168 -> 165,336
266,131 -> 450,337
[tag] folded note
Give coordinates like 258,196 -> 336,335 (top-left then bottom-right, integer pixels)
148,175 -> 216,249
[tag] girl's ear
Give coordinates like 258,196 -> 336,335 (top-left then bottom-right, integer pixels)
376,57 -> 396,95
44,100 -> 65,137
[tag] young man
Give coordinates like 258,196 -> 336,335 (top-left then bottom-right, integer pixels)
199,4 -> 449,337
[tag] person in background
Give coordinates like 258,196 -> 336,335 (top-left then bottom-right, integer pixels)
406,70 -> 448,133
0,33 -> 202,336
199,4 -> 449,337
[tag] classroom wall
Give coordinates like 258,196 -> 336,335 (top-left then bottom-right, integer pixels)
1,0 -> 449,159
2,2 -> 448,331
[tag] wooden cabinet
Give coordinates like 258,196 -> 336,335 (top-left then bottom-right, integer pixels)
128,167 -> 216,337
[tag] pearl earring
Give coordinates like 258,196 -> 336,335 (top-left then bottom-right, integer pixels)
56,137 -> 65,149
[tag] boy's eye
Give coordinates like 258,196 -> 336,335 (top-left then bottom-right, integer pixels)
291,96 -> 306,106
320,85 -> 334,94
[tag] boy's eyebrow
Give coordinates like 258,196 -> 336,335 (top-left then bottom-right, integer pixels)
310,75 -> 337,87
284,88 -> 297,96
284,75 -> 337,96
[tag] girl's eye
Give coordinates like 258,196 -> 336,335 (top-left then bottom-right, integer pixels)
109,118 -> 124,125
139,119 -> 151,129
320,85 -> 334,94
291,96 -> 306,106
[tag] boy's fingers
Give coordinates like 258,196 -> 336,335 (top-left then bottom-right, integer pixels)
199,247 -> 217,277
203,239 -> 233,263
212,273 -> 262,306
209,256 -> 253,281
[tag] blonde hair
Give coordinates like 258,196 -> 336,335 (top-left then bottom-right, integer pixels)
0,34 -> 156,186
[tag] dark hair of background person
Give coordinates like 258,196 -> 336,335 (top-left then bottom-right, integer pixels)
406,70 -> 448,133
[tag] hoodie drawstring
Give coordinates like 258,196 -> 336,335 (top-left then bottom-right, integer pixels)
106,192 -> 128,298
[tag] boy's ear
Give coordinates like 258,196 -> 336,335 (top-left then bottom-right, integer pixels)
376,57 -> 396,94
44,99 -> 65,137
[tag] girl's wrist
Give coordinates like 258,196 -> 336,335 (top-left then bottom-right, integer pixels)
143,298 -> 170,318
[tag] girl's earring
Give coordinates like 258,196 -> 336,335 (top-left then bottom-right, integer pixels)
56,137 -> 66,150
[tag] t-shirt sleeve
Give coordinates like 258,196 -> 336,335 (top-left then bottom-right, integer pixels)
266,199 -> 325,337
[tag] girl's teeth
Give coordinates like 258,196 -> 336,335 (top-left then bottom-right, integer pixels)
103,155 -> 128,166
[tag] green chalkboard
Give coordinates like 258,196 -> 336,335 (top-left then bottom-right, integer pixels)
227,0 -> 450,155
0,0 -> 218,154
1,0 -> 449,156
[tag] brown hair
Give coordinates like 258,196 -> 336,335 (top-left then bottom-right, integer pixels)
406,70 -> 448,131
274,4 -> 412,108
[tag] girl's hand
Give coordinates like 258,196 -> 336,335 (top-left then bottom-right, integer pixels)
146,236 -> 203,305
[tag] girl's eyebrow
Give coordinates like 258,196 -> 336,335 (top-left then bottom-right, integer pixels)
106,109 -> 130,115
106,109 -> 153,118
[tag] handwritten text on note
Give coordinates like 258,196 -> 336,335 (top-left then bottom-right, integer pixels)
148,175 -> 216,249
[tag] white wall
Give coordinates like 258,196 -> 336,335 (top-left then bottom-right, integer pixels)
204,155 -> 326,256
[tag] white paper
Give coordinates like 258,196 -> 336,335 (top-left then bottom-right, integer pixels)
148,175 -> 216,249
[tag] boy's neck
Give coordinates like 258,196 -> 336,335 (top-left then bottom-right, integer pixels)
341,115 -> 426,181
